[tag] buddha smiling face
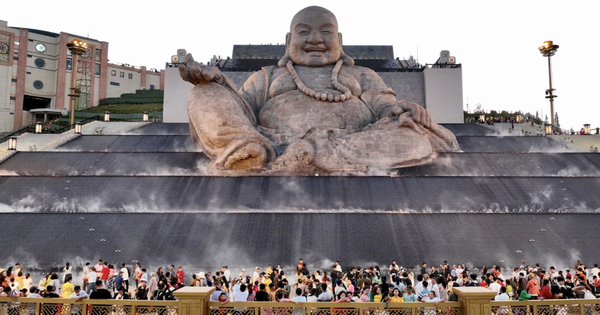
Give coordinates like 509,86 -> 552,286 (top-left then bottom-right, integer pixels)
287,6 -> 343,67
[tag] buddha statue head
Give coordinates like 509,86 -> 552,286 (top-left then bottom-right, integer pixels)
278,6 -> 354,67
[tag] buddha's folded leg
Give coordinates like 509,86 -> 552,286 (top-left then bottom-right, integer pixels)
187,82 -> 275,170
310,115 -> 436,171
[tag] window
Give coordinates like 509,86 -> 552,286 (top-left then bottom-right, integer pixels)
150,84 -> 155,90
120,72 -> 124,78
95,64 -> 101,75
96,49 -> 101,62
110,81 -> 120,86
111,70 -> 116,76
128,73 -> 133,79
66,58 -> 72,70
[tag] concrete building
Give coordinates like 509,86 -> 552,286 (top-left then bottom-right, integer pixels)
0,20 -> 165,132
164,45 -> 463,124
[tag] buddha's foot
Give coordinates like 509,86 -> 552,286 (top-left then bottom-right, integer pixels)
223,142 -> 267,170
272,140 -> 315,171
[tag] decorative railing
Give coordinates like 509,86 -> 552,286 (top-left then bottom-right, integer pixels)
491,299 -> 600,315
206,301 -> 462,315
0,297 -> 178,315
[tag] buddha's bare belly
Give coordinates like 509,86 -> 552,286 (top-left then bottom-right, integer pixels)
257,90 -> 374,146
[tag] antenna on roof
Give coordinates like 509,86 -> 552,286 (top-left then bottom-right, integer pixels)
416,46 -> 419,65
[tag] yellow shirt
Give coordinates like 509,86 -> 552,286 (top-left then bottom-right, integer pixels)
62,282 -> 74,298
391,296 -> 404,303
264,278 -> 272,292
16,276 -> 24,289
374,294 -> 382,302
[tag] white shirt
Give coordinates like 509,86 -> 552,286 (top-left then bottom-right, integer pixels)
489,282 -> 502,294
495,293 -> 510,301
121,268 -> 129,281
233,290 -> 249,302
88,271 -> 97,282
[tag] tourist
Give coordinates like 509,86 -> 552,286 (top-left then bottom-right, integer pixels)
317,283 -> 333,301
135,279 -> 148,300
291,288 -> 306,302
403,286 -> 418,302
540,279 -> 552,300
87,268 -> 98,293
90,281 -> 112,299
114,287 -> 130,299
22,273 -> 32,292
43,285 -> 59,298
233,283 -> 249,301
140,269 -> 149,283
63,262 -> 72,283
176,266 -> 184,285
83,262 -> 91,291
28,286 -> 41,298
390,288 -> 403,303
95,260 -> 104,273
115,271 -> 125,293
49,273 -> 60,295
421,291 -> 442,305
526,273 -> 539,299
495,286 -> 510,301
133,263 -> 142,288
372,286 -> 383,302
120,263 -> 130,292
255,283 -> 270,301
62,276 -> 74,298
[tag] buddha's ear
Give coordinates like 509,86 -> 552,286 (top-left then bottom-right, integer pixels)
338,32 -> 354,67
277,32 -> 292,67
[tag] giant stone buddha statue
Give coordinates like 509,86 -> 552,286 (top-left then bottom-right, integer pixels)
179,6 -> 459,174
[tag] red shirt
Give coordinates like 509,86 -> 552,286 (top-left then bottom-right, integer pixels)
101,267 -> 110,280
176,270 -> 184,284
540,285 -> 552,299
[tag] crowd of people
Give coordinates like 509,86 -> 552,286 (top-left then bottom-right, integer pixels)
204,259 -> 600,304
1,259 -> 599,305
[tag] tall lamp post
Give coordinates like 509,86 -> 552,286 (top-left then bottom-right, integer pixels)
538,40 -> 559,131
67,39 -> 88,127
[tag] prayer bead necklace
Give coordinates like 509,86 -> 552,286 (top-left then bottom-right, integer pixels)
286,60 -> 352,102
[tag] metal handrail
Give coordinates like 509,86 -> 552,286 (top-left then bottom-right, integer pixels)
0,125 -> 34,145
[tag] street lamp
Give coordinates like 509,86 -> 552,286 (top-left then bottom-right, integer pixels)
584,124 -> 591,135
538,40 -> 559,129
35,122 -> 42,133
7,137 -> 17,150
67,39 -> 88,127
545,123 -> 552,136
75,122 -> 82,134
104,111 -> 110,122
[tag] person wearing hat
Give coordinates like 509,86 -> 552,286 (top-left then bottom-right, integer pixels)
136,278 -> 148,300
